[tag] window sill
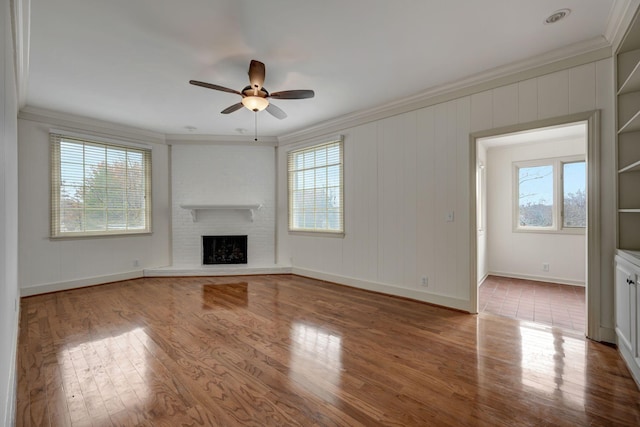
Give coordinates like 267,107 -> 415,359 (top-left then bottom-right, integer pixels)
50,231 -> 152,240
513,227 -> 585,235
288,230 -> 345,238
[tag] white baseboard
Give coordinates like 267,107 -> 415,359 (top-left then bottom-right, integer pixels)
144,265 -> 292,277
20,270 -> 144,297
3,303 -> 19,427
488,271 -> 585,287
478,273 -> 489,286
291,267 -> 473,312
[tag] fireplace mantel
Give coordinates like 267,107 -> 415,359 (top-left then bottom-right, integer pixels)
180,204 -> 262,222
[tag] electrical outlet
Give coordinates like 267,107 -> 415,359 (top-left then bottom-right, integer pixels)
133,259 -> 140,268
421,276 -> 429,287
446,211 -> 455,222
543,263 -> 549,272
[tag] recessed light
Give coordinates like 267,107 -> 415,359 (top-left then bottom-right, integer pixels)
235,128 -> 248,134
184,126 -> 197,132
545,9 -> 570,25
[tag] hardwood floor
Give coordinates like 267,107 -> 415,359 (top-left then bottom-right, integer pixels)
479,275 -> 586,332
16,275 -> 640,426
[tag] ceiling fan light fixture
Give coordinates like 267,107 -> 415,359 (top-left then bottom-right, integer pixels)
242,96 -> 269,112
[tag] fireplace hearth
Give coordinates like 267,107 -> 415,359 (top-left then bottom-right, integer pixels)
202,235 -> 247,265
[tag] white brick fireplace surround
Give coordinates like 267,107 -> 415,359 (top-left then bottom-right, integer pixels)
144,143 -> 290,277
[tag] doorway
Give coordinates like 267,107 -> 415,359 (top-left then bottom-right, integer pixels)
470,112 -> 600,339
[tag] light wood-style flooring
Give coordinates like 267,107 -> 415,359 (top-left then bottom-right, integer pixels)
16,275 -> 640,426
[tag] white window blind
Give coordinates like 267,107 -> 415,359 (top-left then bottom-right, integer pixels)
287,138 -> 343,234
50,133 -> 152,237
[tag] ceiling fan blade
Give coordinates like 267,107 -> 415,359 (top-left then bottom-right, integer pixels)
269,90 -> 315,100
248,60 -> 266,93
189,80 -> 243,96
221,102 -> 244,114
266,103 -> 287,120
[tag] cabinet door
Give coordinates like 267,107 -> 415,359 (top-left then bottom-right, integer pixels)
616,260 -> 634,353
635,271 -> 640,364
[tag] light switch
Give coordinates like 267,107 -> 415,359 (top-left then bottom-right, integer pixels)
446,211 -> 454,222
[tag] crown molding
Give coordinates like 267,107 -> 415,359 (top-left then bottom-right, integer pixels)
607,0 -> 640,50
278,37 -> 612,146
19,106 -> 167,144
166,133 -> 277,146
18,106 -> 280,147
10,0 -> 30,108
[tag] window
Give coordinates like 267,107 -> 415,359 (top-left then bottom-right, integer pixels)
514,157 -> 585,232
287,138 -> 343,234
562,162 -> 587,228
517,164 -> 554,228
50,132 -> 152,237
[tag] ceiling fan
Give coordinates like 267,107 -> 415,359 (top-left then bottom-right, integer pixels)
189,59 -> 315,120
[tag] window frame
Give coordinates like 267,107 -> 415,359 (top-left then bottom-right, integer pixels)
287,137 -> 344,237
50,131 -> 153,238
512,155 -> 585,235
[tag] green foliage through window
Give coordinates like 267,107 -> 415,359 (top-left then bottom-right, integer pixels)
51,134 -> 152,237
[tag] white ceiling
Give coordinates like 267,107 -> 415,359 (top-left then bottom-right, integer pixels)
25,0 -> 625,138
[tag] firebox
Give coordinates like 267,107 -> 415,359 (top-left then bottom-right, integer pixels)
202,235 -> 247,265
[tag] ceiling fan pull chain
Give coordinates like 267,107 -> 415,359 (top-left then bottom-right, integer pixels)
254,112 -> 258,142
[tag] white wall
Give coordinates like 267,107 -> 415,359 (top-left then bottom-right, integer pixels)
277,60 -> 615,321
1,0 -> 19,423
486,138 -> 586,285
170,143 -> 276,267
18,117 -> 171,295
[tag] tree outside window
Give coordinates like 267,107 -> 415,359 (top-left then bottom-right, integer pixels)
514,157 -> 585,232
51,134 -> 152,237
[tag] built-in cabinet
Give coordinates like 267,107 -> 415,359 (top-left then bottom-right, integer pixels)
615,252 -> 640,386
615,8 -> 640,388
617,10 -> 640,250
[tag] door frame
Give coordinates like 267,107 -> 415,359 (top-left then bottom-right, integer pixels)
469,110 -> 601,341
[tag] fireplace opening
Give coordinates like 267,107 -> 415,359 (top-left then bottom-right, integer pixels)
202,235 -> 248,265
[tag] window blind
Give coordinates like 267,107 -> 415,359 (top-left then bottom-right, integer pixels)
287,138 -> 343,234
50,133 -> 152,237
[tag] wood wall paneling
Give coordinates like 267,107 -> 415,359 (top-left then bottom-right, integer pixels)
492,83 -> 519,128
537,70 -> 570,120
280,59 -> 615,317
518,79 -> 539,124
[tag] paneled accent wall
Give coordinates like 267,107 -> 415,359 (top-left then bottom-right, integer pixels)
277,60 -> 615,318
170,144 -> 276,267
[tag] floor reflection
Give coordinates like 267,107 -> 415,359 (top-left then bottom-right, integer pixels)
201,282 -> 248,309
289,322 -> 343,402
60,327 -> 151,418
19,277 -> 640,425
518,324 -> 586,408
